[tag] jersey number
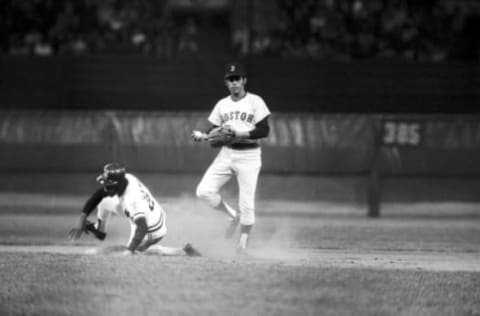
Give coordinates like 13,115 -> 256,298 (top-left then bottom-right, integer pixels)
140,188 -> 155,211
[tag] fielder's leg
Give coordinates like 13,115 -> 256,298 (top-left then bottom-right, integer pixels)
224,210 -> 240,239
196,149 -> 238,219
234,150 -> 262,253
237,224 -> 253,255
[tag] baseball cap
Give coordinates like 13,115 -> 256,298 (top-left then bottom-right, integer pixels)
224,62 -> 246,78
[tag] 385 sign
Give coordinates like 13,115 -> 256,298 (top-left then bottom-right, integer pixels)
382,120 -> 422,146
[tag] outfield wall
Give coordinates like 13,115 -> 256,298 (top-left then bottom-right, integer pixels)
1,111 -> 480,176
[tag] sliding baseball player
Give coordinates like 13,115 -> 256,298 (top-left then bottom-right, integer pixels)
69,163 -> 201,256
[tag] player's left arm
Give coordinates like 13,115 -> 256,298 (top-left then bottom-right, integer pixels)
69,188 -> 109,241
234,116 -> 270,139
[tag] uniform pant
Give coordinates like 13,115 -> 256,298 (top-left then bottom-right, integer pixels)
196,147 -> 262,226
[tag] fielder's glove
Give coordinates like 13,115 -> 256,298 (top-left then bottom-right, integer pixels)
207,126 -> 235,148
84,220 -> 106,240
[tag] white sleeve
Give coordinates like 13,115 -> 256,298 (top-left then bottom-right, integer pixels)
254,95 -> 271,123
124,197 -> 146,222
207,101 -> 223,126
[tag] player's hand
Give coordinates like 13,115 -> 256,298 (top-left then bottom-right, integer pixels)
68,213 -> 87,241
191,130 -> 207,142
221,125 -> 236,137
68,227 -> 84,241
69,213 -> 88,241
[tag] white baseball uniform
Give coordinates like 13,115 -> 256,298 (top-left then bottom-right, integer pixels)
196,92 -> 271,226
97,173 -> 167,245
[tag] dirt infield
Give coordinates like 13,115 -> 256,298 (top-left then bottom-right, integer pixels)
0,244 -> 479,272
0,193 -> 479,273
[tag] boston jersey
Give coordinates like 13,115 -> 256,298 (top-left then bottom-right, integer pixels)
208,92 -> 271,145
120,174 -> 165,234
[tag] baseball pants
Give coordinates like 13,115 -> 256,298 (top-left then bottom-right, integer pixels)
196,147 -> 261,226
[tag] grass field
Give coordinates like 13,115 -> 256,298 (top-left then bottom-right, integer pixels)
0,193 -> 479,316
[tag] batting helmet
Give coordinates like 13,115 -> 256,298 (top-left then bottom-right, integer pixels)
96,163 -> 126,186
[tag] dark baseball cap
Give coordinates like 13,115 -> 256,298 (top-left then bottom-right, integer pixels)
224,62 -> 246,78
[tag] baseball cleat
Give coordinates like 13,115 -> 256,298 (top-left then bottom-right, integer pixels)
84,220 -> 107,241
224,216 -> 240,239
184,243 -> 202,257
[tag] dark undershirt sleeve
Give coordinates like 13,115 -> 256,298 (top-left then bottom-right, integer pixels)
81,187 -> 109,216
248,116 -> 270,139
206,116 -> 270,139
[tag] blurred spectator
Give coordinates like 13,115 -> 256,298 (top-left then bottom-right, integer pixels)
251,28 -> 272,55
232,25 -> 250,56
177,18 -> 199,55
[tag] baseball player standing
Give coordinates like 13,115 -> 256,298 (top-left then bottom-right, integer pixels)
191,62 -> 271,256
69,163 -> 201,256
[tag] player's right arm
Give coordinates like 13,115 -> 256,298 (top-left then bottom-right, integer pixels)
69,187 -> 109,241
191,124 -> 220,142
191,100 -> 223,142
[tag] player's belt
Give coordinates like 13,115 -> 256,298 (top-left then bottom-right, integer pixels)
227,143 -> 259,150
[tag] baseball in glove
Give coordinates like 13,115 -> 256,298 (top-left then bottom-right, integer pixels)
207,126 -> 235,148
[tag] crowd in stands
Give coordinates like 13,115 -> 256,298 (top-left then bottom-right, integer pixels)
242,0 -> 480,61
2,0 -> 178,57
2,0 -> 479,61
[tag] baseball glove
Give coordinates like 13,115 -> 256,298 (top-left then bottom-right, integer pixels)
207,126 -> 235,148
84,220 -> 106,240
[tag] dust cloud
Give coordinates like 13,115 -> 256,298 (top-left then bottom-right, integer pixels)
156,194 -> 302,260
